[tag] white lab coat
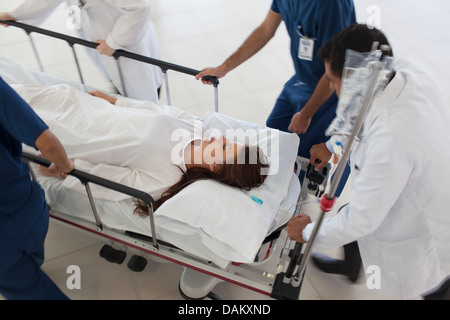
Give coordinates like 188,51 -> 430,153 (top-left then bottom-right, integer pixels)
304,58 -> 450,298
10,0 -> 163,102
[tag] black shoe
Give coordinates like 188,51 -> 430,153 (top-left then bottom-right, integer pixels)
422,278 -> 450,300
312,241 -> 362,283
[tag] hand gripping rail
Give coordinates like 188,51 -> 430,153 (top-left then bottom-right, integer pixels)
21,152 -> 159,251
0,20 -> 220,111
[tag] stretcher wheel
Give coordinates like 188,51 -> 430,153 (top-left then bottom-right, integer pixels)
127,255 -> 147,272
99,244 -> 126,264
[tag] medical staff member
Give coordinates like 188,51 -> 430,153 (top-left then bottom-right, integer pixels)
0,0 -> 163,103
0,77 -> 74,300
288,24 -> 450,299
196,0 -> 356,197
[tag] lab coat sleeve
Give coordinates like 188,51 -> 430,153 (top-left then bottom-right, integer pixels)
303,130 -> 416,250
9,0 -> 65,26
326,135 -> 348,153
103,0 -> 151,50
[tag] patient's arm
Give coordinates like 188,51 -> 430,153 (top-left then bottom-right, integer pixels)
89,89 -> 159,112
89,90 -> 198,121
88,90 -> 156,112
89,91 -> 117,105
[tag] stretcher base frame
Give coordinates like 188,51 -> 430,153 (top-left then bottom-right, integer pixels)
46,156 -> 331,299
49,209 -> 282,297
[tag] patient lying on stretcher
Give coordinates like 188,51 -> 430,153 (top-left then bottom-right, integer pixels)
12,84 -> 269,214
87,91 -> 270,216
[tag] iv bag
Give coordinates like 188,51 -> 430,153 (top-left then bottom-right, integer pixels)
326,49 -> 394,141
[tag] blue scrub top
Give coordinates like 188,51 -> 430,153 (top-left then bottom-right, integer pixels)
0,77 -> 48,221
271,0 -> 356,87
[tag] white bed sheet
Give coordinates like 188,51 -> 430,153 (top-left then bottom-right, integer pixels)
2,55 -> 301,268
35,169 -> 299,268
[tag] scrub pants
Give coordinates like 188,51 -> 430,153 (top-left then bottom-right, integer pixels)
0,184 -> 69,300
266,76 -> 350,196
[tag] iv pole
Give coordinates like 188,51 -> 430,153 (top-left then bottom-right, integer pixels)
272,45 -> 392,300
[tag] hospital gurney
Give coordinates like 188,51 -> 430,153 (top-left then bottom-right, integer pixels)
1,21 -> 331,299
21,151 -> 329,299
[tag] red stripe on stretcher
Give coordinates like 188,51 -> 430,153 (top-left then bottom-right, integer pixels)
50,214 -> 272,296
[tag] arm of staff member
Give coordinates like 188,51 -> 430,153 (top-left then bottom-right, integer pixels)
35,129 -> 74,178
288,75 -> 335,135
95,40 -> 116,57
195,9 -> 282,84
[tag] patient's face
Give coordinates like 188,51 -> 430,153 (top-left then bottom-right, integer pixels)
194,136 -> 244,169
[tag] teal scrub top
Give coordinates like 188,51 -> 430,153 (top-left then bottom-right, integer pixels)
271,0 -> 356,87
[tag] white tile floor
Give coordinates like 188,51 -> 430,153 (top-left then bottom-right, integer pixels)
1,0 -> 449,300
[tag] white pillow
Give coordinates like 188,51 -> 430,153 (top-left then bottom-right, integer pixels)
155,112 -> 300,261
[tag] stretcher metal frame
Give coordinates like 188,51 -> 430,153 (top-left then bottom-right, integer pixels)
3,20 -> 334,299
0,20 -> 220,112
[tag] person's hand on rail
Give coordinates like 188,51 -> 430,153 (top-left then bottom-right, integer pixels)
95,40 -> 115,57
309,143 -> 332,171
287,214 -> 312,243
35,130 -> 75,179
195,66 -> 228,85
37,160 -> 75,179
0,13 -> 15,27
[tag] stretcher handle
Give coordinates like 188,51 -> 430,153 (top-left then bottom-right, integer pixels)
0,20 -> 219,87
113,49 -> 219,87
21,152 -> 154,207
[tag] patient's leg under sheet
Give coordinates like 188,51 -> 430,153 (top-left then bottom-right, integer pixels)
12,83 -> 198,200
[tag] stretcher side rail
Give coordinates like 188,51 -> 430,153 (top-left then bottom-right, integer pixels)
21,151 -> 159,251
20,151 -> 294,297
0,20 -> 220,110
21,153 -> 334,298
0,20 -> 219,85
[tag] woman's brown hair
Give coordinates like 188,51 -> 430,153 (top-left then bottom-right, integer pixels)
134,145 -> 269,218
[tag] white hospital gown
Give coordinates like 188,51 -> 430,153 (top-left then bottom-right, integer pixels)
12,84 -> 200,200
